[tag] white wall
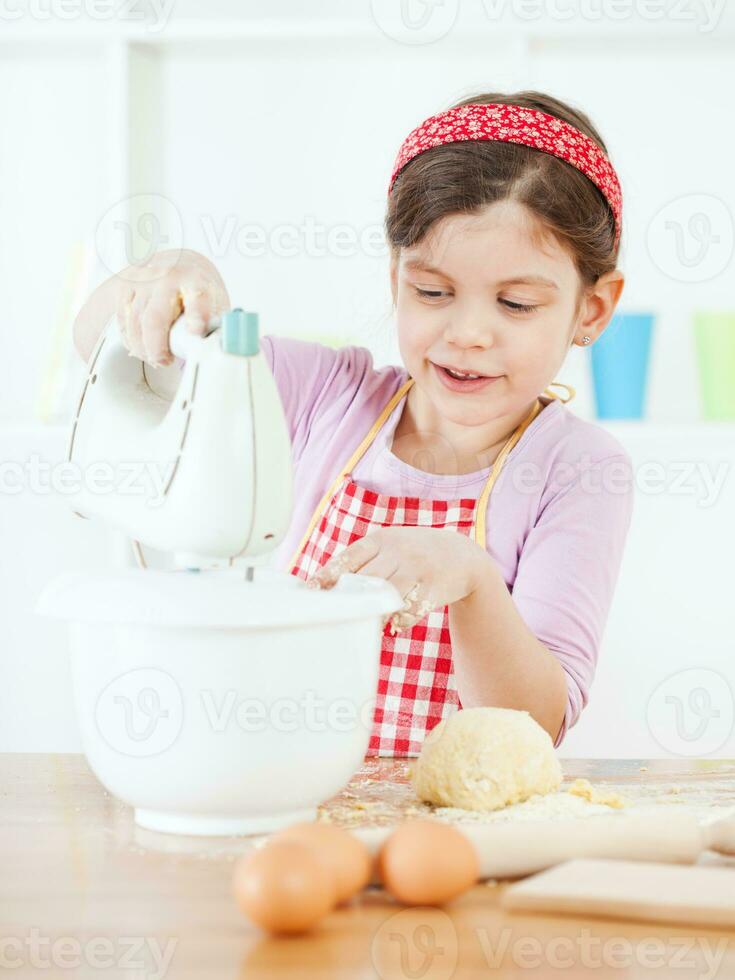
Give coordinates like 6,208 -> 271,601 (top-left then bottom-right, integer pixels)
2,2 -> 734,755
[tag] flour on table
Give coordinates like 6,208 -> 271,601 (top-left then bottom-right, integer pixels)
567,777 -> 627,809
431,787 -> 622,824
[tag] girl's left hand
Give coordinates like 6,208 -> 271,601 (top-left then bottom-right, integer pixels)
305,527 -> 486,633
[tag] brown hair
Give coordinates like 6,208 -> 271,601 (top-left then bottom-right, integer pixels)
385,90 -> 619,308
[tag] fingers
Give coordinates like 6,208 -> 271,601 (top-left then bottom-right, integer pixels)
115,275 -> 225,364
359,552 -> 401,582
181,280 -> 227,336
307,536 -> 381,589
140,287 -> 182,365
306,551 -> 353,590
116,285 -> 141,358
103,247 -> 231,365
126,290 -> 148,360
387,581 -> 435,633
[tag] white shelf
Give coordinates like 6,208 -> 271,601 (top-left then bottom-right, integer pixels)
0,21 -> 382,43
2,14 -> 735,44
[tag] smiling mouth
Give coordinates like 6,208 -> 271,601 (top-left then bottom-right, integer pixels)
442,367 -> 489,380
432,362 -> 504,392
433,362 -> 501,380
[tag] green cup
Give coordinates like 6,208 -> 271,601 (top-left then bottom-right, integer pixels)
693,312 -> 735,419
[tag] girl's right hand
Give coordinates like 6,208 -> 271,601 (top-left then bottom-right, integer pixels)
73,249 -> 230,367
114,249 -> 230,367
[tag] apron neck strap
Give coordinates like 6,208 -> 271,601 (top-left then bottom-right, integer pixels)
287,376 -> 574,570
473,382 -> 573,545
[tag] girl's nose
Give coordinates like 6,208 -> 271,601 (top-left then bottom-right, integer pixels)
443,311 -> 495,349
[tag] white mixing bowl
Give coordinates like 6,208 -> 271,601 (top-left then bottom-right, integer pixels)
36,566 -> 403,836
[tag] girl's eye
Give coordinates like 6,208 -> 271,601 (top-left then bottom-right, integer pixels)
501,299 -> 538,313
414,288 -> 538,313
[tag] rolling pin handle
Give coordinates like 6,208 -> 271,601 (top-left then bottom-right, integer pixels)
702,815 -> 735,855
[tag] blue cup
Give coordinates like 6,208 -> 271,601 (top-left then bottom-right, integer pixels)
590,312 -> 654,419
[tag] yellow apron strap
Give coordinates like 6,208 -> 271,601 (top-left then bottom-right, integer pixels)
473,380 -> 575,545
288,374 -> 575,569
544,381 -> 576,404
287,377 -> 416,571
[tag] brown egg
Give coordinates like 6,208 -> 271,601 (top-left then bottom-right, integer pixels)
275,821 -> 373,904
232,839 -> 336,934
377,820 -> 479,906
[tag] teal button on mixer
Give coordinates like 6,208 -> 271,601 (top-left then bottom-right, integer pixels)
221,309 -> 259,356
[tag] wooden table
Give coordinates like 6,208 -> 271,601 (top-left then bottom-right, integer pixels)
4,755 -> 735,978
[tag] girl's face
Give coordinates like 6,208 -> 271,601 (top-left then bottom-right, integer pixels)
390,200 -> 591,430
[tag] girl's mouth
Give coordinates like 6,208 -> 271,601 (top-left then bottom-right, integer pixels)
433,362 -> 503,393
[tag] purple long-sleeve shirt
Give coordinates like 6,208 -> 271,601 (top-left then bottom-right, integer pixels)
261,334 -> 635,746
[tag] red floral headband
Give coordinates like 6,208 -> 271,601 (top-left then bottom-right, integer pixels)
388,103 -> 622,248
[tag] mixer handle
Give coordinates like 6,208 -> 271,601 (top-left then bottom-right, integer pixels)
168,314 -> 220,361
167,309 -> 259,362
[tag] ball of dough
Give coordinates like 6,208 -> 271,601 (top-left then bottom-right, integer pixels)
412,707 -> 562,811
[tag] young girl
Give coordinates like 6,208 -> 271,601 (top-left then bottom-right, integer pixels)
73,90 -> 634,758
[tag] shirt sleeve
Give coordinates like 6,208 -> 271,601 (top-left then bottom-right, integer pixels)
510,451 -> 635,748
259,334 -> 371,465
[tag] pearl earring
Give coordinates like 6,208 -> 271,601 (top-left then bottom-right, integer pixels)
581,336 -> 591,345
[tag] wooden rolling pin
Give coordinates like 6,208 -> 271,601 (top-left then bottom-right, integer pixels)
352,813 -> 735,880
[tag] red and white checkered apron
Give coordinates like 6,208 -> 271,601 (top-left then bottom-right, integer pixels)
288,378 -> 574,757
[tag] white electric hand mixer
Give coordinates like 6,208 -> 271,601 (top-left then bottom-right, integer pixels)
66,308 -> 292,574
34,307 -> 403,835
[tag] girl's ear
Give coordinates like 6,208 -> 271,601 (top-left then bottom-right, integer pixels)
574,269 -> 625,345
